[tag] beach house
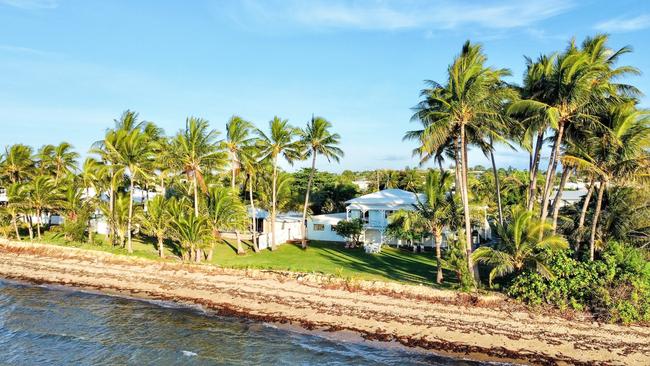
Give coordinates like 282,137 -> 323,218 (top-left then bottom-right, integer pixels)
307,188 -> 491,248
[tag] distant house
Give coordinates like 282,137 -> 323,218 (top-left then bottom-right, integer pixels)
352,180 -> 370,191
549,187 -> 589,209
307,188 -> 491,248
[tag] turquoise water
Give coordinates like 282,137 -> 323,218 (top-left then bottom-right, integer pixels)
0,280 -> 488,365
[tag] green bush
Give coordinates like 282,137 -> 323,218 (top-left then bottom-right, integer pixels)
506,242 -> 650,324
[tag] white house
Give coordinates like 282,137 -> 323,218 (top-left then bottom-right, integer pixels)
307,188 -> 491,248
0,187 -> 7,205
248,208 -> 302,250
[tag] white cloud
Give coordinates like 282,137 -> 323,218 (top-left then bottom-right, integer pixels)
223,0 -> 574,31
595,14 -> 650,33
0,0 -> 58,9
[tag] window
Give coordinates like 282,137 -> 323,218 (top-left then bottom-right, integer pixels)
313,224 -> 325,231
330,225 -> 337,231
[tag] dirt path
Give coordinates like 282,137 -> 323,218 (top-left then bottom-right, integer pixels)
0,240 -> 648,365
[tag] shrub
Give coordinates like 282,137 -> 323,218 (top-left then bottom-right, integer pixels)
506,242 -> 650,324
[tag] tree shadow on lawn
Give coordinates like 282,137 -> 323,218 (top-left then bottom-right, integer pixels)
313,243 -> 457,288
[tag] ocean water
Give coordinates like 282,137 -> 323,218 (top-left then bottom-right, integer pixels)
0,280 -> 488,366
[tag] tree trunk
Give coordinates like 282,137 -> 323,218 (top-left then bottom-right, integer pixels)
236,230 -> 245,254
231,154 -> 237,191
126,177 -> 135,254
193,173 -> 199,216
109,169 -> 115,245
301,153 -> 317,249
527,131 -> 544,211
489,137 -> 503,225
12,215 -> 20,241
551,167 -> 572,234
207,242 -> 214,261
575,176 -> 596,252
270,156 -> 278,251
36,210 -> 42,240
248,177 -> 259,253
459,124 -> 476,282
158,236 -> 164,258
589,180 -> 606,261
540,123 -> 565,232
435,228 -> 443,284
27,215 -> 33,240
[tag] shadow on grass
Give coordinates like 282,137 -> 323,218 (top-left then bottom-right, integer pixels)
306,241 -> 457,288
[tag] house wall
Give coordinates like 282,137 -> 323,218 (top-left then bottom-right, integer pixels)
257,219 -> 302,249
307,220 -> 345,242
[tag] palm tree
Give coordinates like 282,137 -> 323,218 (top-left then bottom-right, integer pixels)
171,117 -> 226,216
25,175 -> 60,240
1,144 -> 34,184
298,116 -> 343,248
406,41 -> 510,281
138,195 -> 169,258
509,35 -> 638,229
224,116 -> 255,191
386,209 -> 427,249
80,158 -> 101,243
472,207 -> 568,287
239,145 -> 262,252
255,117 -> 302,250
206,186 -> 248,258
51,142 -> 79,184
170,211 -> 211,262
104,129 -> 154,253
563,102 -> 650,260
414,170 -> 461,283
5,183 -> 27,240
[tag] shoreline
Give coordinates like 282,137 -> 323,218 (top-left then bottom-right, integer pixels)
0,240 -> 648,365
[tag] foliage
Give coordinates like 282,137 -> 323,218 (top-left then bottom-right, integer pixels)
507,242 -> 650,324
333,218 -> 364,246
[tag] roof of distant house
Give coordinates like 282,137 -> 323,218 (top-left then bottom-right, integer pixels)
345,189 -> 424,206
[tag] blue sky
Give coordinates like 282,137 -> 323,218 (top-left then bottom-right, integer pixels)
1,0 -> 649,172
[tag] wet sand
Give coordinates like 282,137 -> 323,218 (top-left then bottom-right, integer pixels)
0,239 -> 648,365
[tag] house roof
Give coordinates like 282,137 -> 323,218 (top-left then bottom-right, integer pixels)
345,189 -> 423,206
552,189 -> 588,202
308,212 -> 347,224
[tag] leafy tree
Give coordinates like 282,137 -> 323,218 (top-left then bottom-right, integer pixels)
333,218 -> 364,248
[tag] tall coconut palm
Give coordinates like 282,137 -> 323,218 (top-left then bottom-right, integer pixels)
206,186 -> 248,258
171,117 -> 226,216
138,195 -> 169,258
239,145 -> 262,252
1,144 -> 34,184
509,35 -> 638,229
510,54 -> 557,211
104,129 -> 154,253
224,116 -> 256,191
298,116 -> 343,248
255,117 -> 302,250
25,175 -> 60,240
406,41 -> 510,281
563,102 -> 650,260
472,207 -> 568,287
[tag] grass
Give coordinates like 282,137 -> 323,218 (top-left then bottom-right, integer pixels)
27,228 -> 456,288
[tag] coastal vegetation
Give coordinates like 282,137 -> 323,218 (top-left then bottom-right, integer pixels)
0,33 -> 649,324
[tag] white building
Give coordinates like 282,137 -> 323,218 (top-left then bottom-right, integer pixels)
248,208 -> 302,250
307,188 -> 491,248
0,187 -> 7,205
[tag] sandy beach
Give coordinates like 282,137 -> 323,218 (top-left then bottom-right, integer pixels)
0,239 -> 647,365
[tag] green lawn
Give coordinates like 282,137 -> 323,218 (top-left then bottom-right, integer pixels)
36,229 -> 456,288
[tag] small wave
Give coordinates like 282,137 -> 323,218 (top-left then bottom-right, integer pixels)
181,350 -> 197,357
